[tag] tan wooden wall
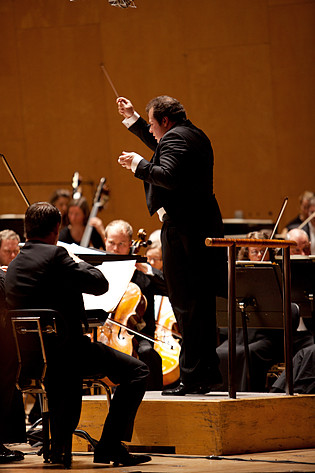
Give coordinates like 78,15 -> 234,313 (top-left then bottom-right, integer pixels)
0,0 -> 314,237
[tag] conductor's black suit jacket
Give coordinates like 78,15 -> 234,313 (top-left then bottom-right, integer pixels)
129,117 -> 227,295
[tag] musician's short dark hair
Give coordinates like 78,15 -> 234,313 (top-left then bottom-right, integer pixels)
25,202 -> 61,239
145,96 -> 186,125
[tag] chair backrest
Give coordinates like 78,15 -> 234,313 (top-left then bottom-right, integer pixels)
10,309 -> 59,393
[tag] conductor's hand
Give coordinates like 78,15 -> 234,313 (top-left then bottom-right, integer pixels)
116,97 -> 134,119
118,151 -> 142,170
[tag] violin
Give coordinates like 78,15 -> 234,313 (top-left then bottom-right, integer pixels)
154,296 -> 181,387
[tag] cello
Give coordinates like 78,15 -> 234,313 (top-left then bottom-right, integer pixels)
97,228 -> 152,357
154,296 -> 181,387
97,282 -> 147,357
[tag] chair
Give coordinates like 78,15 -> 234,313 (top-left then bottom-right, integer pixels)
10,308 -> 112,466
76,377 -> 112,450
10,309 -> 59,465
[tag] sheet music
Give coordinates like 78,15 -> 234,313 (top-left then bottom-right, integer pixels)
57,241 -> 105,255
83,260 -> 136,313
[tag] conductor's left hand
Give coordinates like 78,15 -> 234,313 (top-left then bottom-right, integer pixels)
118,151 -> 142,170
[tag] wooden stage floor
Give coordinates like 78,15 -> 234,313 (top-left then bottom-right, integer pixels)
74,391 -> 315,456
2,445 -> 315,472
5,391 -> 315,472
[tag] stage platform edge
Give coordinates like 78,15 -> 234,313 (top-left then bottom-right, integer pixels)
72,392 -> 315,455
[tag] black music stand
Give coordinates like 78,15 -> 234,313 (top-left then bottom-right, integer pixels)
217,262 -> 284,390
276,256 -> 315,325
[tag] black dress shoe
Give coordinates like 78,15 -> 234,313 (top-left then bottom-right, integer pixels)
162,380 -> 222,396
94,442 -> 151,467
162,383 -> 200,396
50,452 -> 72,468
0,444 -> 24,463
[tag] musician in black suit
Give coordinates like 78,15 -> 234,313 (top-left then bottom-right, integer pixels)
5,202 -> 151,467
0,268 -> 25,464
117,96 -> 227,395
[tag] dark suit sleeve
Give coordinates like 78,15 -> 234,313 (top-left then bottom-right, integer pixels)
149,268 -> 168,296
134,130 -> 187,190
129,116 -> 158,151
55,246 -> 108,296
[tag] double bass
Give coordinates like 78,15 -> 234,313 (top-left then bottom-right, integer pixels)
80,177 -> 110,248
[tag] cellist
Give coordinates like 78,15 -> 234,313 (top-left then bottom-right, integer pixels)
104,219 -> 168,390
5,203 -> 151,467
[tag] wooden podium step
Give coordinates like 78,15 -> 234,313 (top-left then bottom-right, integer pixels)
72,392 -> 315,455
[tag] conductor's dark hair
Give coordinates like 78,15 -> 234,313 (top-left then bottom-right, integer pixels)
145,96 -> 186,125
25,202 -> 61,239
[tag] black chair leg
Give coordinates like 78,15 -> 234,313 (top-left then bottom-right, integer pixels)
42,411 -> 50,463
41,392 -> 50,463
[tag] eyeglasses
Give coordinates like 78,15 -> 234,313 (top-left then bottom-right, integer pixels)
248,249 -> 265,256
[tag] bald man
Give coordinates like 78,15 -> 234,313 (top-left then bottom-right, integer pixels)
287,228 -> 311,256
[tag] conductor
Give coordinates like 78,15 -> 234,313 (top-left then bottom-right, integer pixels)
117,95 -> 227,395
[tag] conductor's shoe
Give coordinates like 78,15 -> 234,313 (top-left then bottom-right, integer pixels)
162,379 -> 222,396
0,445 -> 24,463
94,442 -> 151,467
162,382 -> 199,395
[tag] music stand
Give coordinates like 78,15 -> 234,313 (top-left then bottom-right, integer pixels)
217,262 -> 284,390
276,255 -> 315,326
206,237 -> 295,398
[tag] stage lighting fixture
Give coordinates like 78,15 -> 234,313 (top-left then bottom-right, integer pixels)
70,0 -> 136,7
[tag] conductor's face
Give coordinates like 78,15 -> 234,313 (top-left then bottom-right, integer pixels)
148,108 -> 169,143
